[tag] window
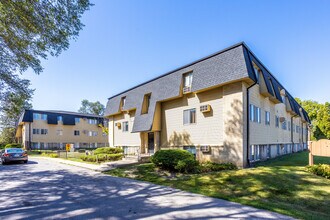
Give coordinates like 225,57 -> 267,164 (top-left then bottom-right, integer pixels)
33,129 -> 40,135
75,118 -> 80,123
256,107 -> 261,123
249,105 -> 261,123
296,125 -> 299,133
249,104 -> 255,121
288,121 -> 291,131
282,120 -> 287,130
57,116 -> 63,122
292,123 -> 295,132
33,113 -> 40,120
121,97 -> 126,109
31,142 -> 39,149
57,130 -> 63,136
74,130 -> 80,136
265,111 -> 270,125
250,145 -> 261,161
267,145 -> 271,158
142,93 -> 151,114
88,119 -> 98,125
277,145 -> 280,155
41,129 -> 48,135
252,62 -> 260,82
122,121 -> 129,132
183,72 -> 193,88
183,108 -> 196,125
41,114 -> 47,120
275,116 -> 279,128
183,146 -> 196,157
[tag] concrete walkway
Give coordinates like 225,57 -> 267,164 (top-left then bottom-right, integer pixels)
0,157 -> 294,219
30,156 -> 139,172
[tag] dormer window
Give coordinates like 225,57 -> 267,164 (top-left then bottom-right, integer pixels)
252,62 -> 260,82
183,72 -> 193,94
121,97 -> 126,109
141,93 -> 151,114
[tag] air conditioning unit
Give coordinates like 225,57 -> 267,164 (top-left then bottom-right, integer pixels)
280,117 -> 286,122
115,122 -> 121,128
200,104 -> 211,113
183,86 -> 192,94
200,145 -> 211,153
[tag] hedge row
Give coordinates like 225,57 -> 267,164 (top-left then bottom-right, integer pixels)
94,147 -> 123,155
4,143 -> 23,149
41,153 -> 59,158
80,153 -> 123,163
306,164 -> 330,179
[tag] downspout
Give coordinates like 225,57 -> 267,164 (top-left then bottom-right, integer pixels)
246,82 -> 257,167
112,116 -> 115,147
291,116 -> 294,153
28,122 -> 31,150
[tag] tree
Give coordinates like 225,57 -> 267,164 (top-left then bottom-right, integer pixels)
0,0 -> 91,144
78,99 -> 105,116
296,98 -> 330,140
0,87 -> 33,144
0,0 -> 92,105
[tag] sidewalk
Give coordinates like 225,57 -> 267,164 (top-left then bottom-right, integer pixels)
30,156 -> 139,172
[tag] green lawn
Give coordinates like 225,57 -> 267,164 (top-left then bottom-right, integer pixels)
105,151 -> 330,220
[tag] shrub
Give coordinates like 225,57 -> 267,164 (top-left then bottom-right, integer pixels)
306,164 -> 330,179
5,143 -> 23,148
151,149 -> 196,172
41,153 -> 59,158
175,158 -> 199,173
198,161 -> 237,173
80,153 -> 123,163
94,147 -> 123,155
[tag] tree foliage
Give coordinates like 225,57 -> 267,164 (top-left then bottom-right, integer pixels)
0,0 -> 91,144
0,88 -> 33,145
78,99 -> 105,116
0,0 -> 92,106
296,98 -> 330,140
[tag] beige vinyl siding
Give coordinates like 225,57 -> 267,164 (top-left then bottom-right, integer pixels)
248,84 -> 296,145
111,110 -> 141,147
29,119 -> 107,146
161,86 -> 224,147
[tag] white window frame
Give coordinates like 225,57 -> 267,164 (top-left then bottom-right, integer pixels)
265,111 -> 270,125
183,108 -> 196,125
122,121 -> 129,132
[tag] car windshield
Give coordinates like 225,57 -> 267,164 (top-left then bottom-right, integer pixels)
6,148 -> 24,153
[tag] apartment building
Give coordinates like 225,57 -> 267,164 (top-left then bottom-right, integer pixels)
16,110 -> 108,150
104,42 -> 310,167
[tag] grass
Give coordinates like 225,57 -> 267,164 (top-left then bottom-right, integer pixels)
105,151 -> 330,220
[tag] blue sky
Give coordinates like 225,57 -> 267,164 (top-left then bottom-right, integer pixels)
25,0 -> 330,111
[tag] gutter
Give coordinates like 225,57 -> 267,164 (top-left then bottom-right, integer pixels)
246,82 -> 257,167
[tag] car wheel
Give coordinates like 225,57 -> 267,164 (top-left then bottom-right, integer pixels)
24,160 -> 28,164
1,159 -> 6,165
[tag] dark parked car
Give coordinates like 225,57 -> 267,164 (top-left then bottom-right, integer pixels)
0,148 -> 28,165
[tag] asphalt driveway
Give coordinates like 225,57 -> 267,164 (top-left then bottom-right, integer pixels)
0,158 -> 293,219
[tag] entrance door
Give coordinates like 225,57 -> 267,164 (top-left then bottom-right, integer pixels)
148,132 -> 154,154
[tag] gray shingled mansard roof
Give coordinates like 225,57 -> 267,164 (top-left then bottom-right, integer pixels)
105,42 -> 310,133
